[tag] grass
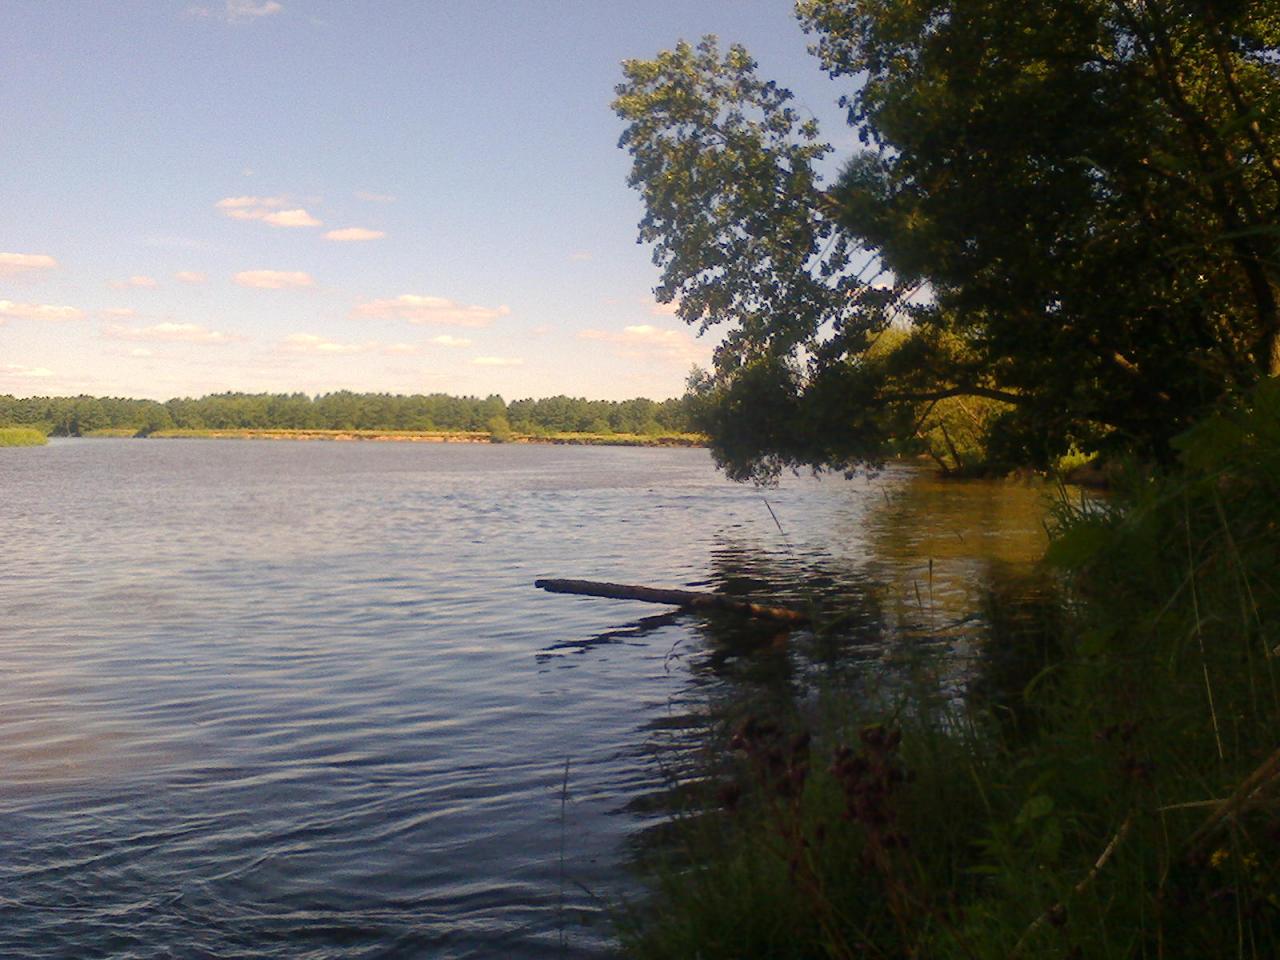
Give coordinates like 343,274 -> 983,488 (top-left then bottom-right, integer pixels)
82,427 -> 142,438
0,426 -> 48,447
619,378 -> 1280,959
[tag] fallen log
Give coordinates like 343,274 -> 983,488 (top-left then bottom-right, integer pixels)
534,578 -> 809,624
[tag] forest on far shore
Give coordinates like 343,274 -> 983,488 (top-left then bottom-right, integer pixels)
0,390 -> 700,438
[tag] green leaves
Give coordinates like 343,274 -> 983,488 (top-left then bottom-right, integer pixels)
615,37 -> 852,356
616,4 -> 1280,479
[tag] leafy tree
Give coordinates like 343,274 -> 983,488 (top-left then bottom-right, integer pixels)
614,3 -> 1280,479
1,391 -> 700,438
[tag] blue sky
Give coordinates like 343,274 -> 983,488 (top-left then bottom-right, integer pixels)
1,1 -> 851,401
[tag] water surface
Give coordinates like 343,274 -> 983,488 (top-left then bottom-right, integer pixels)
0,440 -> 1051,957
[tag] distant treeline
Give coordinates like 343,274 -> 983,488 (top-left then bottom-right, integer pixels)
0,391 -> 699,438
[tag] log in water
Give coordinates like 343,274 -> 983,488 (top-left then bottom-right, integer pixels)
534,578 -> 810,624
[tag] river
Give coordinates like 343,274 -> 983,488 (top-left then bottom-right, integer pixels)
0,440 -> 1052,958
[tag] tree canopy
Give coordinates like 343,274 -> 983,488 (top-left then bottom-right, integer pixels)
614,1 -> 1280,479
0,391 -> 697,438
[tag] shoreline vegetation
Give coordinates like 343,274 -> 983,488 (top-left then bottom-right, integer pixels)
0,426 -> 47,447
0,390 -> 704,447
621,379 -> 1280,960
613,8 -> 1280,950
81,426 -> 706,446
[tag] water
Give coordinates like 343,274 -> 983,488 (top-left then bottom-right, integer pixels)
0,440 -> 1051,958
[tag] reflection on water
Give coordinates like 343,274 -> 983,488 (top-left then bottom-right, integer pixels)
0,442 -> 1055,958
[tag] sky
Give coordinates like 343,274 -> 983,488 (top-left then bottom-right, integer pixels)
1,1 -> 853,402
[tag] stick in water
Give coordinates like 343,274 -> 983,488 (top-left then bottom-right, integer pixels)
534,578 -> 809,624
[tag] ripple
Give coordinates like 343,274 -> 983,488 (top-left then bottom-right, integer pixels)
0,440 -> 1050,957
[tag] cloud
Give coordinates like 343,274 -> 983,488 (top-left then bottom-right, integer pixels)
223,0 -> 283,21
109,275 -> 159,289
323,227 -> 385,241
174,271 -> 208,284
578,323 -> 703,365
0,299 -> 86,322
472,356 -> 524,367
0,252 -> 58,275
1,363 -> 55,378
234,269 -> 314,289
217,195 -> 287,209
104,321 -> 242,344
282,333 -> 374,355
382,342 -> 420,355
219,199 -> 322,228
430,334 -> 472,347
263,208 -> 322,227
102,308 -> 137,318
568,251 -> 593,262
650,299 -> 680,316
129,348 -> 154,358
352,294 -> 510,327
355,191 -> 395,203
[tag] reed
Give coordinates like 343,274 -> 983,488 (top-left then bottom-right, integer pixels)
0,426 -> 48,447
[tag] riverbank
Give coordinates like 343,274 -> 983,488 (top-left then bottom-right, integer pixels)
620,382 -> 1280,959
78,427 -> 706,447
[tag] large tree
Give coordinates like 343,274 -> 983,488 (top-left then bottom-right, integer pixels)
613,1 -> 1280,479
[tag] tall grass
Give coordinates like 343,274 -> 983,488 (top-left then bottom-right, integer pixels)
0,426 -> 48,447
620,379 -> 1280,958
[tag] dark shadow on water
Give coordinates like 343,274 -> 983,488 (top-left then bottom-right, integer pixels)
578,472 -> 1064,868
534,611 -> 684,662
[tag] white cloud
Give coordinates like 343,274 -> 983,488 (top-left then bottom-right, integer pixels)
219,198 -> 321,228
568,251 -> 593,262
0,252 -> 58,275
472,356 -> 524,367
382,342 -> 420,355
352,294 -> 510,327
430,334 -> 472,347
234,269 -> 314,289
0,299 -> 85,322
102,308 -> 137,318
104,321 -> 241,344
324,227 -> 385,241
282,333 -> 375,355
129,348 -> 154,358
225,0 -> 283,21
263,208 -> 322,228
174,271 -> 208,284
578,323 -> 703,365
1,363 -> 55,378
355,191 -> 395,203
109,275 -> 159,289
217,195 -> 287,209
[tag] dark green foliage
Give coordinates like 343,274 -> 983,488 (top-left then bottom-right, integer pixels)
616,1 -> 1280,478
621,380 -> 1280,958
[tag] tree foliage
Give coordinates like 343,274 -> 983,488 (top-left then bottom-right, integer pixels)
614,2 -> 1280,478
0,392 -> 698,438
